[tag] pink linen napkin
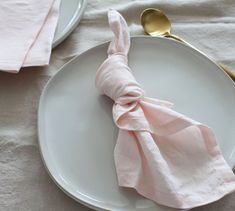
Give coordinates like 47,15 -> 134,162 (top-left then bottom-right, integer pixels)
95,10 -> 235,209
0,0 -> 61,73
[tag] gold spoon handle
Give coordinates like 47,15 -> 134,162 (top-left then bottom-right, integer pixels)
165,33 -> 235,82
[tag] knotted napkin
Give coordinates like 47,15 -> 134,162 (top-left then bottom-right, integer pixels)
95,10 -> 235,209
0,0 -> 61,73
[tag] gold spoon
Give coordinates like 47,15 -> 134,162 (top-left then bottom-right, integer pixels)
140,8 -> 235,82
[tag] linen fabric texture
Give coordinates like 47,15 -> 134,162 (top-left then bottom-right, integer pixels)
0,0 -> 61,73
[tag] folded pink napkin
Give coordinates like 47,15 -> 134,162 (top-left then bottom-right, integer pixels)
0,0 -> 61,73
95,10 -> 235,209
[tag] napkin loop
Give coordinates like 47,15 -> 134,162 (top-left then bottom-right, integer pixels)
107,9 -> 130,56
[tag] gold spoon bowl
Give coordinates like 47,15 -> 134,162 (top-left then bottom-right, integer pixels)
140,8 -> 235,81
141,9 -> 171,37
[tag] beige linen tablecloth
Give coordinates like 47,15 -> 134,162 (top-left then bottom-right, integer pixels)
0,0 -> 235,210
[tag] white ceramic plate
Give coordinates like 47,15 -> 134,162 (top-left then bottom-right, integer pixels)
52,0 -> 87,47
38,37 -> 235,211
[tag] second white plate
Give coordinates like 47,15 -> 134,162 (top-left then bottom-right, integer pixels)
53,0 -> 87,47
39,37 -> 235,211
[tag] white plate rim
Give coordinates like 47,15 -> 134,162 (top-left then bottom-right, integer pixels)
52,0 -> 87,48
38,36 -> 235,211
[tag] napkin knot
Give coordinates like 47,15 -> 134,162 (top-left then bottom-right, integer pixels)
96,54 -> 144,105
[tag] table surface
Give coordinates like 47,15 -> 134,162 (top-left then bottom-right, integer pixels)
1,0 -> 235,210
